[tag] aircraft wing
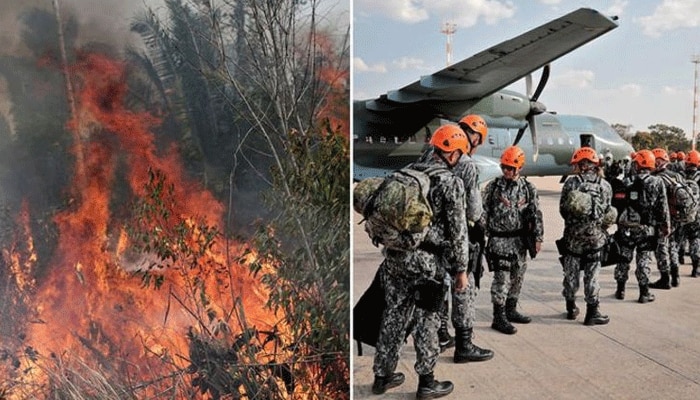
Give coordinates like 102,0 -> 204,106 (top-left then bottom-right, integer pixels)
382,8 -> 618,105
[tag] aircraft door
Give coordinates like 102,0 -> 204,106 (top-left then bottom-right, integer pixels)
580,134 -> 594,148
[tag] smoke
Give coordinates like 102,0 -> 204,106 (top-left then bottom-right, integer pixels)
0,0 -> 163,139
0,0 -> 162,56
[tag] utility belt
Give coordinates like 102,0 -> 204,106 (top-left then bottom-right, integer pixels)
417,241 -> 443,255
489,229 -> 526,238
486,250 -> 518,272
556,235 -> 631,266
555,239 -> 603,262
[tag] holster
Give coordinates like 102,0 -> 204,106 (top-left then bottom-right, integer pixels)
468,240 -> 484,288
468,224 -> 486,288
486,249 -> 517,272
413,278 -> 447,312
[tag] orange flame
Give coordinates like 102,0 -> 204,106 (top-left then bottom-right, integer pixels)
4,52 -> 283,396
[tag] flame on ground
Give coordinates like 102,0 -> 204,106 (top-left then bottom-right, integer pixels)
1,52 -> 293,398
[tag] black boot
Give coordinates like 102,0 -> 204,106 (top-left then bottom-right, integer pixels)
638,284 -> 655,304
506,298 -> 532,324
453,327 -> 494,363
491,304 -> 517,334
583,302 -> 609,325
692,260 -> 699,277
649,272 -> 671,290
437,319 -> 454,353
417,373 -> 454,400
371,372 -> 405,394
671,266 -> 680,287
614,281 -> 625,300
566,299 -> 580,320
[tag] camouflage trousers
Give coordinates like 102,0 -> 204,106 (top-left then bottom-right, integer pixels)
373,264 -> 440,377
490,253 -> 527,306
561,253 -> 602,305
655,234 -> 680,274
613,244 -> 653,286
690,236 -> 700,264
438,270 -> 478,330
452,270 -> 477,329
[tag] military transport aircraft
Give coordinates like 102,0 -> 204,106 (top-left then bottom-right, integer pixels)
353,8 -> 634,184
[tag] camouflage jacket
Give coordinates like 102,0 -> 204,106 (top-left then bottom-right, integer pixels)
452,153 -> 484,223
405,157 -> 470,275
685,168 -> 700,235
617,170 -> 669,237
482,176 -> 544,240
559,170 -> 613,254
653,166 -> 687,228
420,149 -> 483,222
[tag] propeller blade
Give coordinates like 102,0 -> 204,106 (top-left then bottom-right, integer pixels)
514,65 -> 550,150
529,114 -> 539,162
513,125 -> 526,146
531,64 -> 550,101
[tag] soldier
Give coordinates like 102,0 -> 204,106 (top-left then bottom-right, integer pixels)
669,150 -> 691,264
601,149 -> 615,179
674,151 -> 687,173
421,115 -> 494,364
684,150 -> 700,277
371,124 -> 468,399
482,146 -> 544,334
613,150 -> 670,303
558,147 -> 616,325
651,148 -> 685,288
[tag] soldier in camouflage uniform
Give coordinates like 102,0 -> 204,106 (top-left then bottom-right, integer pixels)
672,151 -> 687,173
482,146 -> 544,334
684,150 -> 700,277
651,148 -> 685,289
613,150 -> 670,303
559,147 -> 616,325
672,151 -> 690,264
419,115 -> 494,364
372,124 -> 469,399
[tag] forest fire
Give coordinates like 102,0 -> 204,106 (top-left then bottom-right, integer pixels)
1,52 -> 289,398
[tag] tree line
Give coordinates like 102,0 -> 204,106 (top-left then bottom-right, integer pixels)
612,123 -> 695,153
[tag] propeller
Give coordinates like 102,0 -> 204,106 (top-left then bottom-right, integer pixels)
513,64 -> 550,162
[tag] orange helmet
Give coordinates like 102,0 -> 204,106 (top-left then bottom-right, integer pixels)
686,150 -> 700,166
500,146 -> 525,169
677,151 -> 686,161
633,149 -> 656,169
458,114 -> 488,145
652,148 -> 669,162
570,147 -> 600,165
670,152 -> 678,161
430,124 -> 468,154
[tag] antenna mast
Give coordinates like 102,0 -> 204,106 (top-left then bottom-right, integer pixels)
441,21 -> 457,67
692,54 -> 700,150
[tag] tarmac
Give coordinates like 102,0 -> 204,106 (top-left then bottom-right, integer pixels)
351,176 -> 700,400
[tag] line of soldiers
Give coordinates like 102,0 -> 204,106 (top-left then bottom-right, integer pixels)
370,116 -> 544,399
367,114 -> 699,399
605,148 -> 700,302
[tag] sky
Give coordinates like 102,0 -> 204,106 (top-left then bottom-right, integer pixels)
353,0 -> 700,137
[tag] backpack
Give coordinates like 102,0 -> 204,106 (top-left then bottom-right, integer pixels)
618,175 -> 652,226
354,163 -> 449,251
567,174 -> 607,221
660,173 -> 699,224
